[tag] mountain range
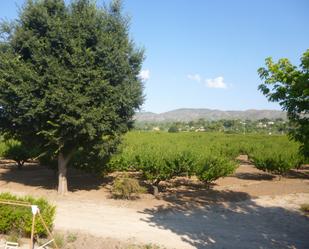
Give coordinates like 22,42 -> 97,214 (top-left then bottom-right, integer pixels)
135,108 -> 287,122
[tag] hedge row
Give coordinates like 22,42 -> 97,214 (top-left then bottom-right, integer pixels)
0,193 -> 55,236
108,132 -> 307,183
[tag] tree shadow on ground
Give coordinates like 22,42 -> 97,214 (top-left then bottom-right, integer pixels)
233,166 -> 309,181
140,189 -> 309,249
234,172 -> 276,180
0,163 -> 112,192
285,168 -> 309,180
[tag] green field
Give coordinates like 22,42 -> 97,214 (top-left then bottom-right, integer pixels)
108,132 -> 306,184
0,132 -> 306,186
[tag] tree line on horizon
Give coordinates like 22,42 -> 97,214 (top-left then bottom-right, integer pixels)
134,118 -> 292,134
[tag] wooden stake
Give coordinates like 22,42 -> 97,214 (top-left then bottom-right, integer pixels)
30,213 -> 36,249
38,211 -> 59,249
0,200 -> 31,207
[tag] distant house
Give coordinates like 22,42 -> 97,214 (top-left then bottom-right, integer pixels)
257,122 -> 267,128
195,127 -> 205,132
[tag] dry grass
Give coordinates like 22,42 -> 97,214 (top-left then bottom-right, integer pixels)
300,203 -> 309,214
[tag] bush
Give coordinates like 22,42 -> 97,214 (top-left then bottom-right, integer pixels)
300,204 -> 309,214
52,233 -> 65,248
250,151 -> 304,176
168,126 -> 178,133
3,140 -> 38,168
111,176 -> 145,199
137,150 -> 198,186
165,151 -> 196,177
0,192 -> 56,236
66,232 -> 78,243
6,230 -> 21,244
195,156 -> 236,184
107,131 -> 305,188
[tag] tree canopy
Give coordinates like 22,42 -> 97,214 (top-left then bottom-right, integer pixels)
0,0 -> 144,194
258,49 -> 309,157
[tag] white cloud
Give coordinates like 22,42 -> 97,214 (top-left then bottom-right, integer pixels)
139,69 -> 150,81
187,74 -> 201,83
205,76 -> 227,89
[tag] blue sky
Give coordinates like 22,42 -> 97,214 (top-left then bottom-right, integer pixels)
1,0 -> 308,113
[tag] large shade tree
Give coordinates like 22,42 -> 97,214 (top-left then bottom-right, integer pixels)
0,0 -> 144,194
258,49 -> 309,157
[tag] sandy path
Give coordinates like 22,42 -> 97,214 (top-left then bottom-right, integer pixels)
1,162 -> 309,248
54,193 -> 309,249
54,199 -> 182,248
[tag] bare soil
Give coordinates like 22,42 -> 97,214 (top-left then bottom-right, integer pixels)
0,158 -> 308,249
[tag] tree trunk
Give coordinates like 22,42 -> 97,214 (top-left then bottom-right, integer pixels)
17,161 -> 24,170
152,179 -> 160,197
152,185 -> 159,197
58,152 -> 69,195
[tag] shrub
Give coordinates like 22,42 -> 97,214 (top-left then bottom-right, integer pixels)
6,230 -> 21,244
66,232 -> 78,243
168,126 -> 178,133
107,131 -> 305,188
52,233 -> 65,248
138,150 -> 198,187
195,156 -> 236,184
165,151 -> 196,177
300,204 -> 309,214
111,176 -> 145,199
250,151 -> 303,176
0,192 -> 56,236
3,140 -> 38,168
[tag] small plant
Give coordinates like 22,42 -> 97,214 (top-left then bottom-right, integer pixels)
112,176 -> 145,199
168,126 -> 178,133
52,233 -> 65,248
3,140 -> 38,169
127,243 -> 163,249
300,204 -> 309,214
143,244 -> 162,249
66,232 -> 77,243
6,230 -> 21,244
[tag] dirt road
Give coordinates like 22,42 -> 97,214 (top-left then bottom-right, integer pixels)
53,193 -> 309,249
1,162 -> 309,248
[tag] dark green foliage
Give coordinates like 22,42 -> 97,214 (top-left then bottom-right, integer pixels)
258,50 -> 309,157
168,126 -> 178,133
37,151 -> 58,170
70,134 -> 121,173
3,140 -> 38,168
0,0 -> 144,191
0,192 -> 55,236
195,156 -> 236,184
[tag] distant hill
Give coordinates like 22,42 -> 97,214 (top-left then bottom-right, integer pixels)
135,108 -> 287,122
